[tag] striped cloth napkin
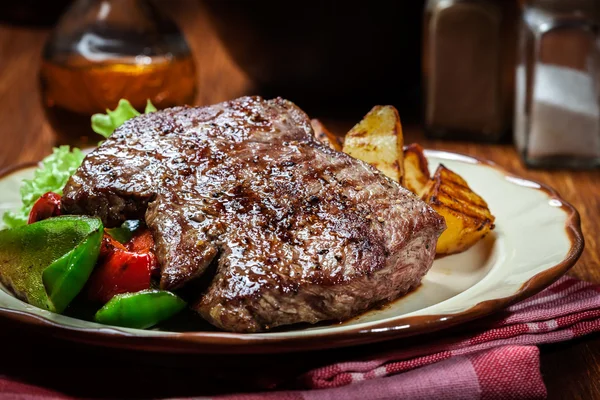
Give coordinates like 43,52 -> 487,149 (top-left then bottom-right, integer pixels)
208,276 -> 599,400
1,276 -> 599,400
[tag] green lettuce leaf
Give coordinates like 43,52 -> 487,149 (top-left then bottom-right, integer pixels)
3,146 -> 85,229
144,99 -> 157,113
92,99 -> 156,138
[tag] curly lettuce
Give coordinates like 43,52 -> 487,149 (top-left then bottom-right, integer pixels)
92,99 -> 156,138
3,146 -> 85,228
3,100 -> 156,229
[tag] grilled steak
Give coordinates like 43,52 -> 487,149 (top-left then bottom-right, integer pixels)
62,96 -> 445,332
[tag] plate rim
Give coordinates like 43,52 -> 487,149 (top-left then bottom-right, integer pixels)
0,151 -> 584,354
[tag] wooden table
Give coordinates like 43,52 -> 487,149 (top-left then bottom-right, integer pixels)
0,1 -> 599,398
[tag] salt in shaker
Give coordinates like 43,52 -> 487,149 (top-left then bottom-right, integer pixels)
514,0 -> 600,168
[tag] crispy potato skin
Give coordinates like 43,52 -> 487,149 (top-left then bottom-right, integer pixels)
342,106 -> 404,185
341,108 -> 494,256
422,165 -> 495,255
311,119 -> 343,151
403,143 -> 430,197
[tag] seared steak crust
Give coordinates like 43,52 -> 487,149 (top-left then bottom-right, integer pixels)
62,96 -> 445,332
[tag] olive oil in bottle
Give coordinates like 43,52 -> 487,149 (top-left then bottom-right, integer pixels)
40,0 -> 196,146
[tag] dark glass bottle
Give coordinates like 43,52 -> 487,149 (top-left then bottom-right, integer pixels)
423,0 -> 519,142
40,0 -> 196,146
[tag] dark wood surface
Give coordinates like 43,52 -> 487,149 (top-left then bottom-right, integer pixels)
0,1 -> 599,398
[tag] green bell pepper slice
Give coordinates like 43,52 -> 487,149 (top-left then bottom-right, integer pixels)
95,289 -> 186,329
105,220 -> 141,244
0,216 -> 103,313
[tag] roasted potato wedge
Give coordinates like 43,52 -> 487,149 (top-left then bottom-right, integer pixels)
343,106 -> 404,184
423,165 -> 495,255
311,119 -> 343,151
403,143 -> 430,196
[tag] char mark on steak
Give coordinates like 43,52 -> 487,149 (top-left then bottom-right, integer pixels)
62,96 -> 445,332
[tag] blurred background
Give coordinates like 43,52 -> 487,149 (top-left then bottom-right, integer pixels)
0,0 -> 598,168
0,0 -> 426,116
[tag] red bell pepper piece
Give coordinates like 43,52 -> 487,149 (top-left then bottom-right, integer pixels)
128,229 -> 155,253
87,249 -> 153,304
127,229 -> 160,276
100,233 -> 128,259
28,192 -> 62,224
88,228 -> 160,303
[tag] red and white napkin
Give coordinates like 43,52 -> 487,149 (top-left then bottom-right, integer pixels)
1,276 -> 599,400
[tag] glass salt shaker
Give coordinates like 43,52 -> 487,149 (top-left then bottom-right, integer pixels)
515,0 -> 600,168
40,0 -> 197,146
423,0 -> 519,142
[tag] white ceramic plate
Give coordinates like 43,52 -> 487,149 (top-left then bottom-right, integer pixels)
0,150 -> 583,353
